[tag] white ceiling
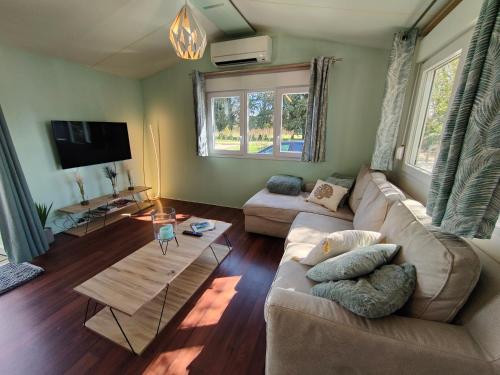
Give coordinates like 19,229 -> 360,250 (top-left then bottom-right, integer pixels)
0,0 -> 441,79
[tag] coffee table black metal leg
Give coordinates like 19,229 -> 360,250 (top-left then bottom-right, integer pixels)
156,284 -> 169,335
110,307 -> 136,355
223,233 -> 232,250
209,245 -> 220,265
83,298 -> 91,326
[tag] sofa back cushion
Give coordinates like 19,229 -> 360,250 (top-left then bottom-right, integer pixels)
348,165 -> 386,213
381,200 -> 481,323
353,180 -> 405,231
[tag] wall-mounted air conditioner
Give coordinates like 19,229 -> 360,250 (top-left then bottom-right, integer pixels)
210,35 -> 272,67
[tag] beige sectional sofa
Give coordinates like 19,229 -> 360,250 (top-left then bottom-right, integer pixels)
242,166 -> 500,375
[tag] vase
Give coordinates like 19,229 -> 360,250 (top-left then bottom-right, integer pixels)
152,208 -> 177,241
80,200 -> 89,206
128,186 -> 135,191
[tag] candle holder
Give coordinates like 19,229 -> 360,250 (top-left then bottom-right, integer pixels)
152,208 -> 179,255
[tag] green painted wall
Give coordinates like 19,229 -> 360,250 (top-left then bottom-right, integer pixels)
0,44 -> 145,233
141,34 -> 389,208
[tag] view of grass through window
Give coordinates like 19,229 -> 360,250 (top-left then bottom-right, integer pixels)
248,91 -> 275,154
213,96 -> 241,151
281,92 -> 308,153
415,56 -> 460,172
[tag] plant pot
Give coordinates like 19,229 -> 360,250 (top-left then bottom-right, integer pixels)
112,194 -> 119,198
80,200 -> 89,206
128,186 -> 135,191
44,227 -> 54,245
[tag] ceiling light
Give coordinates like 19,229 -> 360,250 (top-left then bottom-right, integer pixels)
169,3 -> 207,60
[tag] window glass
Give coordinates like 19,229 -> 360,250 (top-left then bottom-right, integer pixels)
212,96 -> 241,152
281,92 -> 308,153
414,56 -> 460,172
247,91 -> 275,154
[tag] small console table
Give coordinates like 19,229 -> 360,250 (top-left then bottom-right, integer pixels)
58,186 -> 153,237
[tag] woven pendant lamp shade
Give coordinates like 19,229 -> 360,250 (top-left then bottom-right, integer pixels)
169,5 -> 207,60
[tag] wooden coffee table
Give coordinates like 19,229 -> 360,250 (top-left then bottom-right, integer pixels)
74,217 -> 232,354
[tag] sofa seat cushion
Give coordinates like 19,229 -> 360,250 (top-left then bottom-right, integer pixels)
243,189 -> 354,224
270,243 -> 316,295
286,212 -> 354,246
381,200 -> 481,323
353,179 -> 405,232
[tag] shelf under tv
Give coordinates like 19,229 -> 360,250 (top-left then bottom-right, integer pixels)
58,186 -> 153,237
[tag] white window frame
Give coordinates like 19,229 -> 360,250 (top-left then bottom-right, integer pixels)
206,85 -> 309,160
207,91 -> 245,156
402,32 -> 470,192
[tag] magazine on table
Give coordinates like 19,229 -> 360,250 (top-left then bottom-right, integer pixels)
190,220 -> 216,233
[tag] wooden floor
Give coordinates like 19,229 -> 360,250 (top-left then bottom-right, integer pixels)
0,199 -> 284,375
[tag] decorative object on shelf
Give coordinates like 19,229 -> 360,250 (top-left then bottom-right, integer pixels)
75,174 -> 89,205
103,165 -> 118,198
169,2 -> 207,60
35,202 -> 54,244
152,208 -> 179,255
126,169 -> 134,191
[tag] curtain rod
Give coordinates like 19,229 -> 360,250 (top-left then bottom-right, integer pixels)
197,58 -> 342,79
409,0 -> 438,31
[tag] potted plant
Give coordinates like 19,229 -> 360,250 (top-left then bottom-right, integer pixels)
103,165 -> 119,198
126,169 -> 134,191
75,174 -> 89,205
35,202 -> 54,244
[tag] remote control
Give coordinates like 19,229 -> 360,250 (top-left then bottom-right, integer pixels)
182,230 -> 203,237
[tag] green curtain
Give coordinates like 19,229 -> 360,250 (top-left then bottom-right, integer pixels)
427,0 -> 500,239
0,105 -> 48,263
192,70 -> 208,157
371,29 -> 418,171
302,57 -> 335,163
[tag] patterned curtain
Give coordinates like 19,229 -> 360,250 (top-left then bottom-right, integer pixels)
192,70 -> 208,157
371,29 -> 418,171
427,0 -> 500,239
302,57 -> 336,163
0,105 -> 49,263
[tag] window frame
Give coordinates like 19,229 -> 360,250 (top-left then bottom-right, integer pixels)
206,91 -> 245,156
206,85 -> 309,160
402,33 -> 470,190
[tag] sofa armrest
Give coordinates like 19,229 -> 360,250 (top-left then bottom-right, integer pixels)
265,288 -> 490,375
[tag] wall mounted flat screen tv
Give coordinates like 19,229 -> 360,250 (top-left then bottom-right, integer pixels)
51,121 -> 132,169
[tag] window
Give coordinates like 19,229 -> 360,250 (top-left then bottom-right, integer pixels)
406,49 -> 463,174
206,69 -> 310,159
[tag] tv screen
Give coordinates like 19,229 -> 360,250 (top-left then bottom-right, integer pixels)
51,121 -> 132,169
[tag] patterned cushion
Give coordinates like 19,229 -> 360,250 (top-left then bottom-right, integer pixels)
311,263 -> 416,318
300,230 -> 382,266
306,243 -> 401,282
307,179 -> 348,212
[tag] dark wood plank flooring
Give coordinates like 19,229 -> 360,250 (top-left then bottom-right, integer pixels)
0,199 -> 284,375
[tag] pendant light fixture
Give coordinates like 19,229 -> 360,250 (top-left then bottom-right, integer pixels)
169,1 -> 207,60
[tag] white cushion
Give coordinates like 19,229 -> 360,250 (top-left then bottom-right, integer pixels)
307,180 -> 348,212
353,180 -> 405,231
300,230 -> 383,266
286,212 -> 354,246
348,165 -> 386,213
382,200 -> 481,323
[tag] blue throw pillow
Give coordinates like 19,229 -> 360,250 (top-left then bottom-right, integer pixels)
306,243 -> 401,282
266,175 -> 303,196
311,263 -> 417,318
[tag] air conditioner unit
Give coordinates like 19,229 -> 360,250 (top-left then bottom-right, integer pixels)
210,36 -> 272,67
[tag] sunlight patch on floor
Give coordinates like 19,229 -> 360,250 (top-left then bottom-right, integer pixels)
144,275 -> 242,375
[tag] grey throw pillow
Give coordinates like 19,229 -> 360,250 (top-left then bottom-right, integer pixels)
266,175 -> 303,196
306,243 -> 401,282
311,263 -> 417,318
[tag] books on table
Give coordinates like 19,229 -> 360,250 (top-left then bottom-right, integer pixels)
191,220 -> 216,233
